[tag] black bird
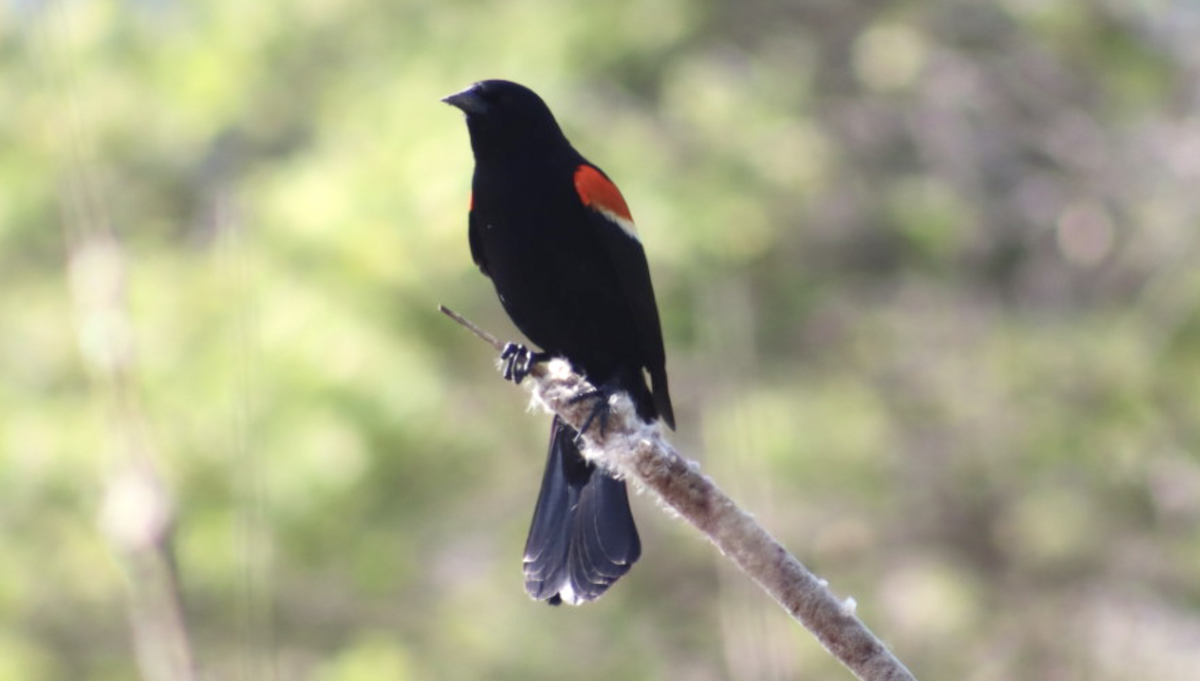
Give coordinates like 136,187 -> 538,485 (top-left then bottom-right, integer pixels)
443,79 -> 674,604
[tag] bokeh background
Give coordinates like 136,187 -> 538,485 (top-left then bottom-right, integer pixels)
4,0 -> 1199,679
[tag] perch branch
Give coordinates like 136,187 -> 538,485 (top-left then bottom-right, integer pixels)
441,305 -> 917,681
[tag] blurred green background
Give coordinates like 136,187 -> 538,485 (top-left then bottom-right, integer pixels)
4,0 -> 1200,679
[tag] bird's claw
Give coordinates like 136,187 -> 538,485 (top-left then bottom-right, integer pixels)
569,388 -> 611,445
500,342 -> 547,384
499,343 -> 610,444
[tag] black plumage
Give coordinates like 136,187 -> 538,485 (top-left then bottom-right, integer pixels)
444,79 -> 674,604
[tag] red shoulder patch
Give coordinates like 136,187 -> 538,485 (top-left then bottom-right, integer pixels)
574,165 -> 633,223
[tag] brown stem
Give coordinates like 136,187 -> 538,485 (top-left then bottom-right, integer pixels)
441,307 -> 918,681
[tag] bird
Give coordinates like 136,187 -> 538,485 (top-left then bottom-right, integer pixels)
443,79 -> 675,605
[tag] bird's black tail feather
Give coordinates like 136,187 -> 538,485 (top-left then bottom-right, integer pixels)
523,415 -> 641,605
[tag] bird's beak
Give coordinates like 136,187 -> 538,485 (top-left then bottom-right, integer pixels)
441,85 -> 487,114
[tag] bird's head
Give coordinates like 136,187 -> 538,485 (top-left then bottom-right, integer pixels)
442,80 -> 567,158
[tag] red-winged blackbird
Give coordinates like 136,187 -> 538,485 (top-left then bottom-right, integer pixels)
444,80 -> 675,605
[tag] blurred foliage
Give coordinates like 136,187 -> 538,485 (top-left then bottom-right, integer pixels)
3,0 -> 1200,679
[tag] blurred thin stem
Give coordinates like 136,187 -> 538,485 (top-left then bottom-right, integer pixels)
65,220 -> 199,681
38,1 -> 199,679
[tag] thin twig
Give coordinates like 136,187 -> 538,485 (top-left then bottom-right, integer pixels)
439,304 -> 504,352
441,306 -> 918,681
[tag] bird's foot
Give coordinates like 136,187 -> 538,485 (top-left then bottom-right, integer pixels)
500,342 -> 549,384
569,387 -> 612,445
